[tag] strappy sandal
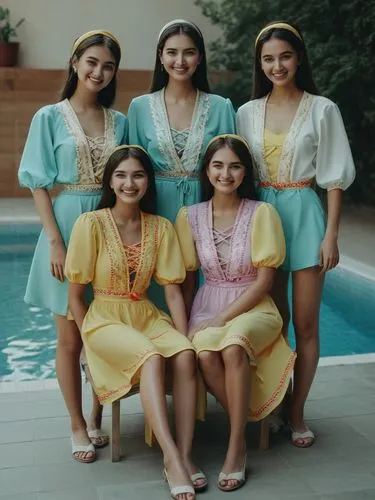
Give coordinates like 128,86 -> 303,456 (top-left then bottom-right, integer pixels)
88,428 -> 109,449
218,455 -> 247,492
71,437 -> 96,463
190,470 -> 208,492
291,427 -> 315,448
163,468 -> 195,500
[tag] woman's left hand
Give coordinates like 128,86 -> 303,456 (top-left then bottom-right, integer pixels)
189,315 -> 226,339
319,235 -> 339,273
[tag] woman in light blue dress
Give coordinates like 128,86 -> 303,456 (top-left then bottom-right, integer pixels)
128,19 -> 236,223
18,30 -> 128,463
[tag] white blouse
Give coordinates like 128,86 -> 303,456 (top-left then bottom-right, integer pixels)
236,92 -> 355,190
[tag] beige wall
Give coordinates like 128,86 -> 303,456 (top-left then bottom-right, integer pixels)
2,0 -> 220,69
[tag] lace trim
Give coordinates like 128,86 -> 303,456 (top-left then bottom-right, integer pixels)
58,100 -> 116,185
124,242 -> 142,288
149,89 -> 210,174
213,226 -> 233,271
278,92 -> 313,182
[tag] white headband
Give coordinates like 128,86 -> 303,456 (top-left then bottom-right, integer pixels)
158,19 -> 203,41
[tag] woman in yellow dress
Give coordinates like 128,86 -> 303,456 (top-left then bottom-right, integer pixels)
65,146 -> 203,500
175,135 -> 296,492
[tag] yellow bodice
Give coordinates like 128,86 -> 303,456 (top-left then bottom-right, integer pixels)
263,128 -> 286,182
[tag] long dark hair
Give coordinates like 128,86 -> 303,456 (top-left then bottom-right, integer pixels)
150,21 -> 210,93
200,136 -> 258,202
98,147 -> 157,214
60,33 -> 121,108
252,21 -> 318,99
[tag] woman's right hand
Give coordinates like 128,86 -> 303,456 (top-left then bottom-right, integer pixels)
50,240 -> 66,282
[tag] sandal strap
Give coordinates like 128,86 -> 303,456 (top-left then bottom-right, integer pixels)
87,429 -> 108,439
291,428 -> 315,441
219,471 -> 245,482
71,438 -> 95,454
190,471 -> 207,482
170,485 -> 195,497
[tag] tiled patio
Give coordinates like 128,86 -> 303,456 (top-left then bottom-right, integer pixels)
1,362 -> 375,499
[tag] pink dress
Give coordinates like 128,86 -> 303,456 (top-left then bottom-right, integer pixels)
175,199 -> 296,421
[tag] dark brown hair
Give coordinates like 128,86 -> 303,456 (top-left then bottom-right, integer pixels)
200,136 -> 258,201
98,147 -> 157,214
252,20 -> 318,99
60,33 -> 121,107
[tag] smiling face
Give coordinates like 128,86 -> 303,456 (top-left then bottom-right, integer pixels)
260,37 -> 299,89
110,157 -> 149,206
159,33 -> 201,83
73,45 -> 116,93
206,146 -> 246,196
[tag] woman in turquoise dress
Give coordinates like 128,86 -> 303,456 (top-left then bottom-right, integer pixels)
128,19 -> 236,223
18,30 -> 128,463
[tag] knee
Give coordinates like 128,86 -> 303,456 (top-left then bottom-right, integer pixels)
57,336 -> 82,355
292,315 -> 318,341
222,345 -> 247,367
173,350 -> 196,377
198,350 -> 220,370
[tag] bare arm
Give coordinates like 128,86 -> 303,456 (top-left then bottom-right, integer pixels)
181,271 -> 198,317
32,188 -> 66,282
164,283 -> 188,336
68,283 -> 89,331
320,188 -> 342,272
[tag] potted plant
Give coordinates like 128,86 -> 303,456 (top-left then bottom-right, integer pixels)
0,6 -> 25,67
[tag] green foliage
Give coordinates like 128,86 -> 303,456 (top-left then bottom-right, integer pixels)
0,6 -> 25,43
196,0 -> 375,205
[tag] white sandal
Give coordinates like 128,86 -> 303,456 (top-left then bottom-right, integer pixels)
218,455 -> 247,492
291,427 -> 315,448
71,437 -> 96,463
164,469 -> 195,499
190,470 -> 208,492
87,428 -> 109,448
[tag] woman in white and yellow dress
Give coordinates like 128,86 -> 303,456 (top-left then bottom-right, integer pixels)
237,21 -> 355,447
18,30 -> 128,462
65,145 -> 206,500
175,135 -> 295,492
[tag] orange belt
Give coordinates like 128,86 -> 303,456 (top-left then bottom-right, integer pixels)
258,179 -> 313,190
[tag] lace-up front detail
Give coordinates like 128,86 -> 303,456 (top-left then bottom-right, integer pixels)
170,127 -> 190,158
86,136 -> 106,182
124,241 -> 142,288
213,226 -> 233,274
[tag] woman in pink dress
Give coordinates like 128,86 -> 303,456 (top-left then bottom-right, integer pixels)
175,134 -> 295,492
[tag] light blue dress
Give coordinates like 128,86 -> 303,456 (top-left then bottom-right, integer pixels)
18,99 -> 128,315
128,88 -> 236,222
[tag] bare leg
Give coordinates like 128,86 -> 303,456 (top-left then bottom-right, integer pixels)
171,350 -> 204,488
219,345 -> 250,490
290,267 -> 324,445
270,269 -> 291,338
55,315 -> 94,461
198,350 -> 228,410
140,354 -> 194,500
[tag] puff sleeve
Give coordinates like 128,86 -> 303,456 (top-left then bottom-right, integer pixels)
18,106 -> 58,190
315,102 -> 356,191
154,218 -> 186,285
175,207 -> 200,272
251,203 -> 286,268
65,213 -> 98,284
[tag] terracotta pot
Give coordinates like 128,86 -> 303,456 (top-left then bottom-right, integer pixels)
0,42 -> 20,67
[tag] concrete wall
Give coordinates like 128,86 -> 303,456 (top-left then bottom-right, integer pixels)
2,0 -> 220,69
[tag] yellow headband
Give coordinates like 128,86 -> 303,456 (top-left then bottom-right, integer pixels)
110,144 -> 149,156
255,23 -> 302,46
71,30 -> 120,56
206,134 -> 251,152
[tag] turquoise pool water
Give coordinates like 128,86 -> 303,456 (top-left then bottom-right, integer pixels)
1,223 -> 375,381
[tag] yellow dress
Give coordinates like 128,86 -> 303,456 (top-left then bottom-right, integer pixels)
175,199 -> 296,421
65,208 -> 193,405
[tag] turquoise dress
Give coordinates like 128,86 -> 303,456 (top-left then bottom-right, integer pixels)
128,88 -> 236,222
18,99 -> 128,316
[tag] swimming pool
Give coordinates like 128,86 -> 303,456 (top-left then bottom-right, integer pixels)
1,223 -> 375,381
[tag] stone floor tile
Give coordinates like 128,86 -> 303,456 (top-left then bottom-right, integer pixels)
0,441 -> 35,469
0,421 -> 33,445
36,463 -> 94,492
0,466 -> 39,495
36,487 -> 99,500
